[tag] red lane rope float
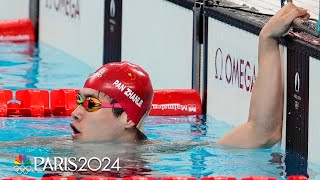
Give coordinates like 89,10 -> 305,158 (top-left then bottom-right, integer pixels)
0,89 -> 12,116
287,176 -> 308,180
160,177 -> 197,180
6,89 -> 50,117
50,89 -> 80,116
241,176 -> 277,180
0,19 -> 35,42
122,176 -> 157,180
150,89 -> 202,116
0,89 -> 79,117
82,176 -> 117,180
40,177 -> 77,180
0,89 -> 201,117
201,176 -> 237,180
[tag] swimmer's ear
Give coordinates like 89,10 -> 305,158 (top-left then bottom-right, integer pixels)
124,119 -> 135,129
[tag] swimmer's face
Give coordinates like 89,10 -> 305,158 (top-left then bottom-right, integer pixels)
70,88 -> 131,142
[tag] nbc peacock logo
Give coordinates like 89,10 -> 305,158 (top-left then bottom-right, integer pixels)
13,154 -> 32,174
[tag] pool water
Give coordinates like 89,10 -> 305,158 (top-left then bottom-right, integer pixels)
0,42 -> 318,179
0,42 -> 93,91
0,116 -> 284,179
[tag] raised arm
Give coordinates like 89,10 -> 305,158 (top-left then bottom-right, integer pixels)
217,3 -> 310,148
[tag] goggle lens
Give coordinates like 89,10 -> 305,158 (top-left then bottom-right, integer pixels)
76,94 -> 121,112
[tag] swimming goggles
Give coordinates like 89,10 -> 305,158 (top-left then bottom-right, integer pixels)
76,94 -> 122,112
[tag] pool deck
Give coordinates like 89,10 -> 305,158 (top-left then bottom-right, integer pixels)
229,0 -> 318,20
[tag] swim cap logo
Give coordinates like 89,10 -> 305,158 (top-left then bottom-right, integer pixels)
90,68 -> 106,78
13,154 -> 32,175
113,80 -> 144,107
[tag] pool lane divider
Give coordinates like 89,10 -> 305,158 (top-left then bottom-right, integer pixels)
0,175 -> 308,180
150,89 -> 202,116
0,89 -> 202,117
0,19 -> 35,42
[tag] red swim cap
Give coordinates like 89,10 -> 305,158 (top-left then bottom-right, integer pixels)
84,61 -> 154,124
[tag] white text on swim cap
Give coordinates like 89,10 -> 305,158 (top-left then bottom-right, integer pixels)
90,68 -> 106,78
113,80 -> 144,107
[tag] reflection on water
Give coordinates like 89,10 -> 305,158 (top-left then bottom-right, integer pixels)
0,42 -> 37,90
0,117 -> 286,179
0,42 -> 93,91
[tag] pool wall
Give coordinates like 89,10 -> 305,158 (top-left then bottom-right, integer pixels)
37,0 -> 194,90
203,2 -> 320,169
0,0 -> 320,169
0,0 -> 29,20
38,0 -> 196,89
39,0 -> 104,70
205,17 -> 261,127
308,57 -> 320,164
121,0 -> 194,89
221,0 -> 319,21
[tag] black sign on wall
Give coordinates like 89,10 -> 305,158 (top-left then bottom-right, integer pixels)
103,0 -> 122,64
285,47 -> 309,177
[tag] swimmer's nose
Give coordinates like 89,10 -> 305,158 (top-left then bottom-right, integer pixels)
71,105 -> 84,122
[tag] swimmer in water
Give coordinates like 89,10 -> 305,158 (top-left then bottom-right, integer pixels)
0,4 -> 311,178
70,61 -> 153,143
1,3 -> 309,149
70,3 -> 310,148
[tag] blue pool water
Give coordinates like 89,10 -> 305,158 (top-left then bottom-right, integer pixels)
0,116 -> 284,179
0,42 -> 93,90
0,42 -> 318,179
